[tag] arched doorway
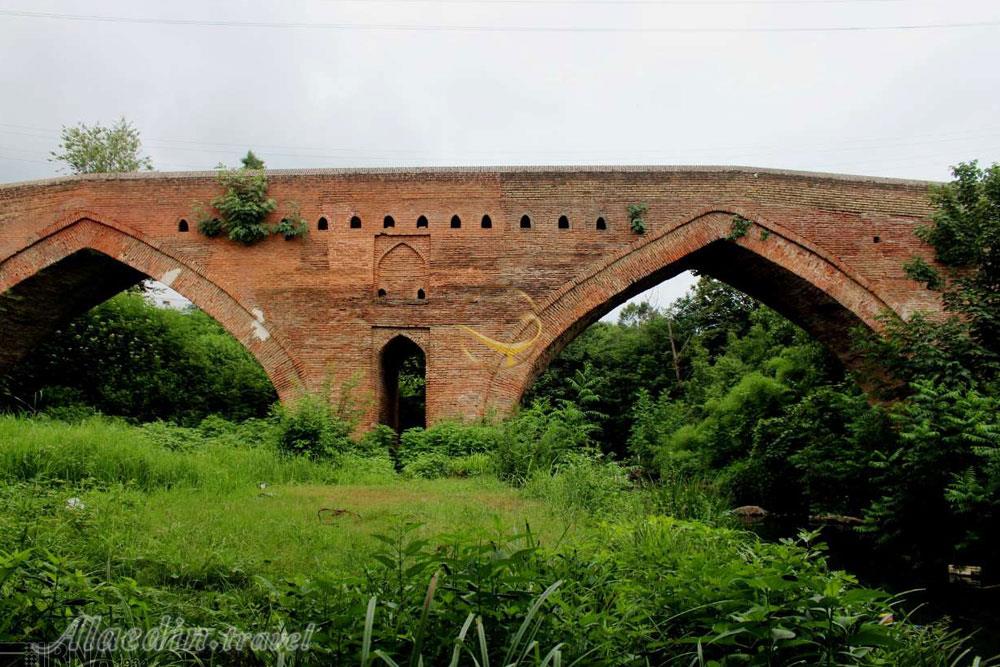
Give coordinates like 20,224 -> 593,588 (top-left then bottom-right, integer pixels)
379,335 -> 426,433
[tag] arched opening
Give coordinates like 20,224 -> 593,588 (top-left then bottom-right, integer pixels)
416,288 -> 426,300
379,335 -> 426,433
520,215 -> 532,229
510,214 -> 904,529
178,219 -> 189,233
384,215 -> 395,229
481,215 -> 493,229
450,215 -> 462,229
489,211 -> 893,428
0,247 -> 284,424
596,217 -> 607,231
417,215 -> 429,228
377,288 -> 387,298
350,215 -> 362,229
558,215 -> 570,229
317,217 -> 329,231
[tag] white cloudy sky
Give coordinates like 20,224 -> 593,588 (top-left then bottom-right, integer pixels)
2,0 -> 998,316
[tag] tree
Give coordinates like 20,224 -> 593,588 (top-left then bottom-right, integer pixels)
860,161 -> 1000,573
240,150 -> 266,170
50,117 -> 153,174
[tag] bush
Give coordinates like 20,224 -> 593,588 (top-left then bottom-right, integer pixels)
272,394 -> 352,459
494,400 -> 597,484
402,452 -> 452,479
397,421 -> 498,465
523,452 -> 633,518
447,452 -> 495,478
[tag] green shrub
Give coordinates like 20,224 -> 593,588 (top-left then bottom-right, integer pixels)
359,423 -> 397,457
402,452 -> 452,479
494,400 -> 597,484
523,452 -> 633,518
398,421 -> 498,465
447,452 -> 495,478
272,394 -> 352,459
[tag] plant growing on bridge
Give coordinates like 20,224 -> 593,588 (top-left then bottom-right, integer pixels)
196,151 -> 307,245
727,214 -> 752,241
628,203 -> 648,234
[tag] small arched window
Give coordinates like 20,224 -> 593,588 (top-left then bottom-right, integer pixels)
416,288 -> 426,300
350,215 -> 362,229
384,215 -> 395,229
417,215 -> 428,228
178,219 -> 189,233
520,215 -> 532,229
481,215 -> 492,229
317,217 -> 329,231
596,216 -> 607,231
558,215 -> 570,229
377,288 -> 387,298
450,215 -> 461,229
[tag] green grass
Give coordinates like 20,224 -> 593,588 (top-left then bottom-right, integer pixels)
72,478 -> 576,585
0,415 -> 580,588
0,415 -> 392,490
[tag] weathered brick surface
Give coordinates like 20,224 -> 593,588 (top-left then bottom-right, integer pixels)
0,166 -> 942,428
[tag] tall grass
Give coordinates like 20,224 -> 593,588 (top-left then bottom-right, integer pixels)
0,415 -> 393,491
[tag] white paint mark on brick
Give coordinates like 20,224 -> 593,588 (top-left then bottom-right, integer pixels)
161,267 -> 182,287
251,307 -> 265,323
251,319 -> 271,342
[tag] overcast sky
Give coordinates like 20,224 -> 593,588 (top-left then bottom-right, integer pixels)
2,0 -> 998,316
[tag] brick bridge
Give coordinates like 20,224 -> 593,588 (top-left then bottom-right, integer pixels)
0,166 -> 941,430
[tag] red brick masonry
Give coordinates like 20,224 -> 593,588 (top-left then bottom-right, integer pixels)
0,166 -> 942,429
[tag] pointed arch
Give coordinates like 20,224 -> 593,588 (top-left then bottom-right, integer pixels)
375,242 -> 428,301
378,333 -> 427,432
0,217 -> 304,398
482,209 -> 896,413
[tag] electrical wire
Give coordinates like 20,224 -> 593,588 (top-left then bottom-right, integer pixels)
1,8 -> 998,33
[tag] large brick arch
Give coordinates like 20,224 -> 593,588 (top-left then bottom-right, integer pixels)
0,216 -> 304,397
482,209 -> 904,413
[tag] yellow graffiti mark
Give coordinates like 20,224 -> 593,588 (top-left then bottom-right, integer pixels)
460,291 -> 542,368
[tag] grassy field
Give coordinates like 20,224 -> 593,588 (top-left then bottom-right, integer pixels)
0,414 -> 990,665
58,479 -> 577,584
0,416 -> 580,585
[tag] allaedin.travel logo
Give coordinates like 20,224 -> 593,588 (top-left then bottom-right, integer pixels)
7,615 -> 316,664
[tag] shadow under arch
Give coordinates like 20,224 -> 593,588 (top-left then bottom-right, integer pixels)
378,334 -> 426,433
484,210 -> 895,412
0,217 -> 304,398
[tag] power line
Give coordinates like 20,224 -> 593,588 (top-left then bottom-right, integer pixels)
2,121 -> 998,161
323,0 -> 908,4
0,8 -> 997,33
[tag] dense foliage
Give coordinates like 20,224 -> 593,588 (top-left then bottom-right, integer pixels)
0,292 -> 276,424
